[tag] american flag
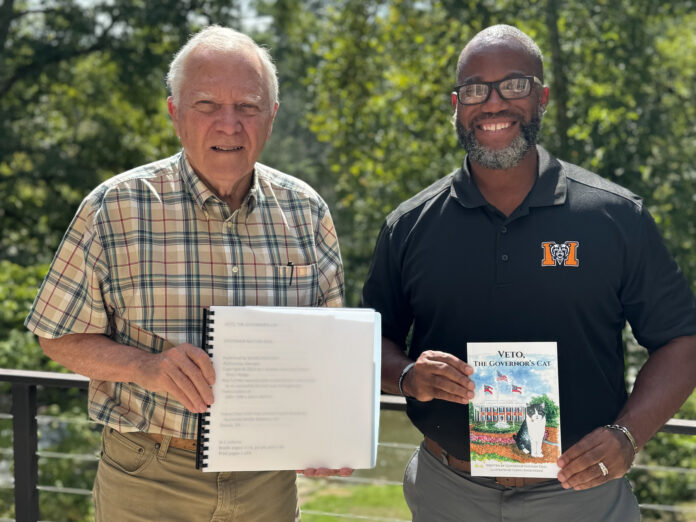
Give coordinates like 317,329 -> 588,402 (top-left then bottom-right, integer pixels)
484,385 -> 494,394
512,385 -> 522,394
496,371 -> 508,382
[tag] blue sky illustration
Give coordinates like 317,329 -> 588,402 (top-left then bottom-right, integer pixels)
472,353 -> 559,404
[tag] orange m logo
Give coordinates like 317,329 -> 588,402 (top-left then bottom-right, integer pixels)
541,241 -> 580,267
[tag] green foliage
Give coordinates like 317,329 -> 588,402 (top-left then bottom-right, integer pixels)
628,393 -> 696,521
36,410 -> 101,521
0,261 -> 51,371
0,0 -> 244,265
299,481 -> 410,521
0,261 -> 98,521
1,0 -> 695,519
307,1 -> 464,304
255,1 -> 334,199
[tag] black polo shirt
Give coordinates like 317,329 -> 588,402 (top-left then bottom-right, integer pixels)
362,146 -> 696,460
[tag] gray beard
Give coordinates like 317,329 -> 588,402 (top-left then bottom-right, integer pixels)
456,112 -> 542,170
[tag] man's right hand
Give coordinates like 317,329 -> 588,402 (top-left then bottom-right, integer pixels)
135,343 -> 216,413
401,350 -> 475,404
39,334 -> 217,413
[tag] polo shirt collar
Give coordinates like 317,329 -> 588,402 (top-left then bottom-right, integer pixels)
528,146 -> 567,208
179,152 -> 264,212
450,145 -> 567,210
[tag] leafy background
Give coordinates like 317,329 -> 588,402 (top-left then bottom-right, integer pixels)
1,0 -> 694,520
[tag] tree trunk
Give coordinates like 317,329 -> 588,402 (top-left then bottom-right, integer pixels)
545,0 -> 570,158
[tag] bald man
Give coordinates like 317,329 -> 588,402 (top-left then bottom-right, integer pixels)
362,24 -> 696,521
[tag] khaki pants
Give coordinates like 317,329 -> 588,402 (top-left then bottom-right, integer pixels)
93,428 -> 299,522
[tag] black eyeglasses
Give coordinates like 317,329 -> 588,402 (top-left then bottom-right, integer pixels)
453,76 -> 542,105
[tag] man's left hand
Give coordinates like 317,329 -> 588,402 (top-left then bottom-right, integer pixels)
298,468 -> 353,477
557,426 -> 634,490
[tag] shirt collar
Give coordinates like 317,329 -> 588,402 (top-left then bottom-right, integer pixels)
450,145 -> 567,210
178,151 -> 264,212
247,165 -> 266,211
179,152 -> 215,210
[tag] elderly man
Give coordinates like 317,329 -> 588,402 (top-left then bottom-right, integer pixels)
26,26 -> 344,521
362,24 -> 696,521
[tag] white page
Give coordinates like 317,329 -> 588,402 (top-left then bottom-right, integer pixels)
200,306 -> 380,472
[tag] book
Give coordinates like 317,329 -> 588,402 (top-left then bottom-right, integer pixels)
196,306 -> 381,472
467,342 -> 562,478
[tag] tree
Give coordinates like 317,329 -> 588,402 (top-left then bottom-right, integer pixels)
307,0 -> 466,304
0,0 -> 246,265
255,0 -> 335,199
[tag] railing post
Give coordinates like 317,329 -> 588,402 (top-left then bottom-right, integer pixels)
12,383 -> 39,522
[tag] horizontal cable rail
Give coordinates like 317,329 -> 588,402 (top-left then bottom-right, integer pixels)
35,451 -> 99,462
639,504 -> 696,513
36,485 -> 92,496
323,475 -> 404,487
377,441 -> 419,450
2,369 -> 694,433
35,415 -> 95,425
1,368 -> 695,522
300,510 -> 409,521
0,369 -> 89,389
632,464 -> 696,475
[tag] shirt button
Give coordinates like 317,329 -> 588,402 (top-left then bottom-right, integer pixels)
501,254 -> 509,262
232,266 -> 239,273
500,226 -> 508,234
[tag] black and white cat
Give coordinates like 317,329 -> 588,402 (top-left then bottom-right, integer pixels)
512,402 -> 546,458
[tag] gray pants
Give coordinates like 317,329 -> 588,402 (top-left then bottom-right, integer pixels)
403,443 -> 640,522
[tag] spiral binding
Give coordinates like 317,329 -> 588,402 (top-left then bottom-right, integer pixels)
196,308 -> 215,470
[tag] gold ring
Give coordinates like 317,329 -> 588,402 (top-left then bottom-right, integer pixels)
598,461 -> 609,477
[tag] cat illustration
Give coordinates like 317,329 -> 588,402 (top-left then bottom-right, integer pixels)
512,402 -> 546,458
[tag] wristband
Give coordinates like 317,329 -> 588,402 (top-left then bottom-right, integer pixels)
398,362 -> 416,398
604,424 -> 638,454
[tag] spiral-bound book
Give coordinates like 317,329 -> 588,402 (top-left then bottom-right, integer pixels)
196,306 -> 381,472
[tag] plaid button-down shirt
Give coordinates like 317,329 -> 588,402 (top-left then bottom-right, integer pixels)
26,152 -> 344,438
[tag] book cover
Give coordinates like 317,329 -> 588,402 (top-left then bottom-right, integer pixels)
468,342 -> 562,478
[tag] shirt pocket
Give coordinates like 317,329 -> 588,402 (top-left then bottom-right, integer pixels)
262,263 -> 319,307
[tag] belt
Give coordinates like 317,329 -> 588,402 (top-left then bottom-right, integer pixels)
423,437 -> 552,488
141,432 -> 198,452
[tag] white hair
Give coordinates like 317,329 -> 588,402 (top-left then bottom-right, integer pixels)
166,25 -> 279,107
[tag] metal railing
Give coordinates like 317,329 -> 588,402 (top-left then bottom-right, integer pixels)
1,369 -> 695,522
